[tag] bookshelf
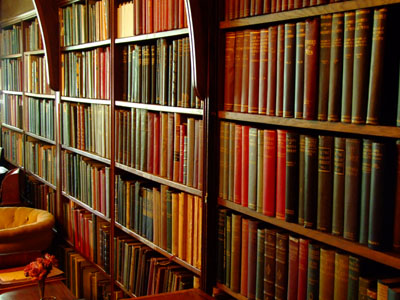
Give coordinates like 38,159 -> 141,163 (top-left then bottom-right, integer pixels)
214,0 -> 400,299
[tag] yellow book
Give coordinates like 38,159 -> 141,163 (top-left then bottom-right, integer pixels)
178,192 -> 187,260
172,192 -> 179,255
186,194 -> 194,265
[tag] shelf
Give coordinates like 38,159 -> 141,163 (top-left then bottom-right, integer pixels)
115,163 -> 203,197
24,49 -> 45,55
58,0 -> 85,8
115,101 -> 203,116
216,283 -> 247,300
0,9 -> 36,27
61,96 -> 111,105
218,198 -> 400,270
115,222 -> 202,276
62,191 -> 111,222
0,53 -> 22,59
1,123 -> 24,133
61,39 -> 111,52
25,169 -> 56,190
114,280 -> 136,298
61,145 -> 111,164
219,111 -> 400,139
25,92 -> 56,99
219,0 -> 400,29
2,90 -> 23,96
115,28 -> 189,44
25,131 -> 56,145
3,157 -> 24,169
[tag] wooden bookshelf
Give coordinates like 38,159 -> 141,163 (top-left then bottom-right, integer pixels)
1,123 -> 24,133
115,101 -> 203,116
25,169 -> 57,190
115,28 -> 189,44
60,39 -> 111,52
25,92 -> 56,99
23,49 -> 45,55
25,131 -> 56,145
0,53 -> 22,59
61,145 -> 111,165
60,96 -> 111,104
62,192 -> 110,222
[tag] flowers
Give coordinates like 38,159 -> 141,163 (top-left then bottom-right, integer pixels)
24,253 -> 58,281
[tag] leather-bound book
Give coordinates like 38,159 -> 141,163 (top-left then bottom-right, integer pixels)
287,236 -> 299,300
276,129 -> 287,220
297,238 -> 309,300
275,232 -> 289,300
241,30 -> 251,113
276,24 -> 285,117
249,30 -> 261,114
224,32 -> 236,111
267,25 -> 278,116
304,135 -> 318,228
359,139 -> 372,245
258,29 -> 269,114
333,252 -> 349,300
347,255 -> 360,300
233,31 -> 244,112
332,137 -> 345,236
264,228 -> 278,299
294,21 -> 306,119
306,243 -> 320,300
263,130 -> 277,217
285,131 -> 299,223
283,23 -> 296,118
319,247 -> 335,300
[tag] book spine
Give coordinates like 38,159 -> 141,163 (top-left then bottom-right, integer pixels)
319,248 -> 335,300
298,135 -> 306,225
257,129 -> 264,214
255,228 -> 265,300
285,131 -> 299,223
394,141 -> 400,250
241,30 -> 251,113
332,137 -> 346,236
294,21 -> 306,119
333,253 -> 349,300
248,128 -> 258,210
234,124 -> 242,204
306,243 -> 320,300
249,30 -> 261,114
241,218 -> 249,295
287,236 -> 299,300
275,232 -> 289,300
359,139 -> 372,245
267,25 -> 277,116
233,31 -> 244,112
264,228 -> 277,299
276,24 -> 285,117
276,129 -> 287,219
283,23 -> 296,118
347,255 -> 360,300
242,125 -> 250,207
248,219 -> 259,300
297,238 -> 309,300
258,29 -> 269,114
304,135 -> 318,228
225,214 -> 232,287
224,32 -> 236,111
230,213 -> 242,292
263,130 -> 277,216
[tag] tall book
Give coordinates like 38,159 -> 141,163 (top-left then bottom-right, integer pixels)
263,130 -> 277,216
275,24 -> 285,117
347,255 -> 360,300
255,228 -> 265,300
224,32 -> 236,111
275,232 -> 288,300
248,219 -> 259,300
319,248 -> 335,300
287,236 -> 299,300
393,141 -> 400,250
258,28 -> 269,114
241,218 -> 249,296
298,135 -> 306,225
276,129 -> 287,219
304,135 -> 318,228
285,131 -> 299,223
283,23 -> 296,118
264,228 -> 277,299
231,213 -> 242,293
233,31 -> 244,112
248,128 -> 258,210
359,139 -> 372,245
242,125 -> 250,207
306,243 -> 320,300
249,30 -> 261,114
297,238 -> 309,300
233,124 -> 242,205
332,137 -> 345,236
333,252 -> 349,300
294,21 -> 306,119
267,25 -> 277,116
241,30 -> 251,113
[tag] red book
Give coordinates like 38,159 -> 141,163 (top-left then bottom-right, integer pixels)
276,24 -> 285,117
224,32 -> 236,111
276,129 -> 287,219
241,30 -> 251,113
147,112 -> 154,173
289,0 -> 295,10
297,238 -> 309,300
258,29 -> 268,114
271,0 -> 276,12
248,30 -> 260,114
179,0 -> 184,28
287,236 -> 299,300
267,25 -> 277,116
147,0 -> 153,33
179,124 -> 186,183
153,0 -> 159,32
153,113 -> 160,175
142,0 -> 147,34
234,124 -> 242,205
240,218 -> 249,296
167,0 -> 173,30
241,125 -> 250,207
283,0 -> 289,11
233,31 -> 244,112
263,129 -> 276,216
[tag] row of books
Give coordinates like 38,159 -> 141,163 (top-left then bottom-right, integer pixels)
62,102 -> 111,159
224,0 -> 350,20
59,0 -> 110,47
217,209 -> 400,300
219,122 -> 399,250
25,138 -> 56,185
122,37 -> 200,109
24,18 -> 43,52
115,175 -> 203,268
0,58 -> 22,91
26,97 -> 55,141
62,151 -> 111,218
23,177 -> 56,215
61,47 -> 110,99
116,0 -> 188,38
3,94 -> 22,129
224,8 -> 399,125
0,24 -> 21,55
1,129 -> 23,166
116,108 -> 204,190
25,55 -> 54,95
114,234 -> 196,296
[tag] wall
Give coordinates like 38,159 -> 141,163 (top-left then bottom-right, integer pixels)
0,0 -> 34,22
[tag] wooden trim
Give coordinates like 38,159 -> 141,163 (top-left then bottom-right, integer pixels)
25,131 -> 56,145
61,39 -> 111,52
115,101 -> 203,116
25,169 -> 57,190
114,280 -> 136,298
58,0 -> 85,8
220,0 -> 400,29
115,28 -> 189,44
115,223 -> 202,276
61,96 -> 111,104
3,157 -> 24,169
0,54 -> 22,59
0,10 -> 36,27
219,199 -> 400,270
2,91 -> 23,96
115,163 -> 203,197
24,49 -> 45,55
1,123 -> 24,133
219,111 -> 400,138
61,145 -> 111,164
215,283 -> 247,300
25,92 -> 56,99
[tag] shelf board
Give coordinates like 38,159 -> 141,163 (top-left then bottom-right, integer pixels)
1,123 -> 24,133
0,9 -> 36,27
115,28 -> 189,44
62,191 -> 111,222
61,39 -> 111,51
25,92 -> 56,99
62,145 -> 111,164
0,53 -> 22,59
114,281 -> 136,298
115,222 -> 202,276
24,49 -> 45,55
3,157 -> 24,169
216,283 -> 247,300
2,90 -> 23,96
219,198 -> 400,269
25,169 -> 56,190
115,162 -> 203,197
219,0 -> 400,29
25,131 -> 56,145
61,96 -> 111,105
219,111 -> 400,139
58,0 -> 85,8
115,101 -> 203,115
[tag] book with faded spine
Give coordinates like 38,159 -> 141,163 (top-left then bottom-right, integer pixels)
248,128 -> 258,210
249,30 -> 261,114
248,219 -> 259,300
267,25 -> 277,116
275,232 -> 288,300
241,30 -> 251,113
359,139 -> 372,245
319,248 -> 335,300
242,125 -> 250,207
233,31 -> 244,112
306,243 -> 320,300
347,255 -> 360,300
285,131 -> 299,223
332,137 -> 345,236
304,135 -> 318,228
258,29 -> 269,114
241,218 -> 249,296
283,23 -> 296,118
276,24 -> 285,117
224,32 -> 236,111
333,252 -> 349,300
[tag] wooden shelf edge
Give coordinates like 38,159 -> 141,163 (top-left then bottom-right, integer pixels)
215,283 -> 247,300
61,96 -> 111,104
25,92 -> 56,99
219,0 -> 400,29
114,280 -> 136,298
115,28 -> 189,44
2,90 -> 23,95
115,101 -> 203,115
1,123 -> 24,133
25,131 -> 56,145
62,145 -> 111,165
0,10 -> 36,27
62,191 -> 111,222
219,111 -> 400,138
25,169 -> 57,190
115,223 -> 202,276
61,39 -> 111,52
3,157 -> 24,169
0,53 -> 22,59
218,198 -> 400,269
24,49 -> 45,55
115,163 -> 203,197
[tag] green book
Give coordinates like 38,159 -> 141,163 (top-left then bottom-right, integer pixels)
294,21 -> 305,119
298,134 -> 305,225
306,243 -> 320,300
332,137 -> 346,236
347,255 -> 360,300
359,139 -> 372,245
140,110 -> 148,172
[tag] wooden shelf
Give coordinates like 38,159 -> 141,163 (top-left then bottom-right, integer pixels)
25,92 -> 56,99
25,131 -> 56,145
115,28 -> 189,44
62,145 -> 111,164
0,9 -> 36,27
216,283 -> 247,300
218,198 -> 400,270
115,280 -> 136,298
25,169 -> 56,190
24,49 -> 45,55
60,96 -> 111,105
219,111 -> 400,139
115,101 -> 203,116
115,223 -> 202,276
3,157 -> 24,169
219,0 -> 400,29
116,162 -> 203,197
62,191 -> 111,222
1,90 -> 23,96
0,53 -> 22,59
58,0 -> 85,8
61,39 -> 111,51
1,123 -> 24,133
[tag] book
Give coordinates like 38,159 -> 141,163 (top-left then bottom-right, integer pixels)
264,228 -> 277,299
298,135 -> 306,225
297,238 -> 309,300
248,219 -> 259,300
249,30 -> 261,114
319,248 -> 335,300
333,252 -> 349,300
285,131 -> 299,223
332,137 -> 345,236
276,129 -> 287,220
255,228 -> 265,300
287,236 -> 299,300
248,128 -> 258,210
263,130 -> 277,216
276,24 -> 285,117
259,28 -> 269,114
241,218 -> 249,296
230,213 -> 242,293
283,23 -> 296,118
275,232 -> 288,300
267,25 -> 277,116
304,135 -> 318,228
347,255 -> 360,300
241,30 -> 251,113
294,21 -> 306,119
306,243 -> 320,300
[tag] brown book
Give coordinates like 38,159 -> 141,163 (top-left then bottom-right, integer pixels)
295,21 -> 306,119
319,248 -> 335,300
303,18 -> 319,120
258,29 -> 269,114
287,236 -> 299,300
267,25 -> 278,116
249,30 -> 261,114
233,31 -> 244,112
241,30 -> 251,113
264,228 -> 278,299
283,23 -> 296,118
333,252 -> 349,300
263,0 -> 270,13
224,32 -> 236,111
241,218 -> 249,296
230,213 -> 242,293
248,219 -> 259,300
275,232 -> 289,300
276,24 -> 285,117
